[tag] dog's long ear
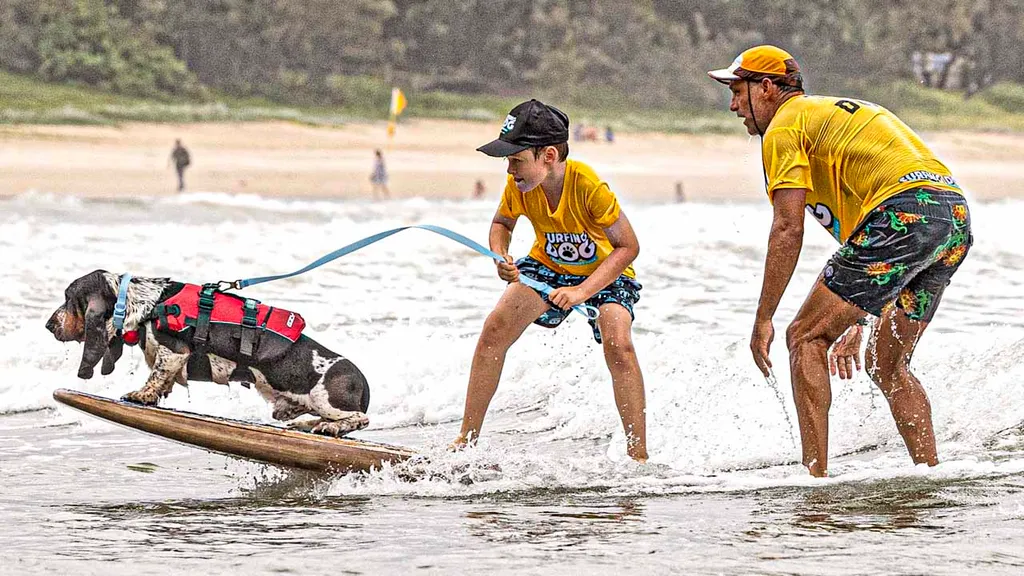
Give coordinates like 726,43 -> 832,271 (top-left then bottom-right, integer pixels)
78,293 -> 110,380
101,337 -> 124,376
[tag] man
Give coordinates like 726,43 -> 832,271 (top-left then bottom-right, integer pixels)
170,139 -> 191,192
708,46 -> 972,476
450,99 -> 648,461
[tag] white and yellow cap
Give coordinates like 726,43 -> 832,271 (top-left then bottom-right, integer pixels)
708,45 -> 803,87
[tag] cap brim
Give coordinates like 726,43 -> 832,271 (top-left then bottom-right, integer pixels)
707,69 -> 741,84
476,138 -> 529,158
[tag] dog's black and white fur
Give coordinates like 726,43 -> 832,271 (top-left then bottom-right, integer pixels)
45,270 -> 370,437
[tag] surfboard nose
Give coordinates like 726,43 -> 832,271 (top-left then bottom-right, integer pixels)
52,388 -> 416,473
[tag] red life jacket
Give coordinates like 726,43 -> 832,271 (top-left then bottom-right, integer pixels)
154,284 -> 304,342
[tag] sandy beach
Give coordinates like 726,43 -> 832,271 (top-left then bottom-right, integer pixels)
1,119 -> 1022,202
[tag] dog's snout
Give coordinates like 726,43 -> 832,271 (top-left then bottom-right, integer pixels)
45,308 -> 66,339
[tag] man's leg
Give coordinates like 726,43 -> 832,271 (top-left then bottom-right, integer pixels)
452,282 -> 549,447
865,304 -> 937,466
786,282 -> 867,476
177,167 -> 185,191
597,303 -> 648,462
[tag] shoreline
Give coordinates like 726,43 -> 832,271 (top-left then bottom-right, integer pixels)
1,120 -> 1022,202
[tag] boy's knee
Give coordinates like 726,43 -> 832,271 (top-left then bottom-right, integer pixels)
478,312 -> 518,348
602,336 -> 636,365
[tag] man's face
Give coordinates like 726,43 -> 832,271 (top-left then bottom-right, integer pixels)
506,148 -> 552,192
729,79 -> 774,135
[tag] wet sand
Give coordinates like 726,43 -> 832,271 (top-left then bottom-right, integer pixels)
0,120 -> 1021,202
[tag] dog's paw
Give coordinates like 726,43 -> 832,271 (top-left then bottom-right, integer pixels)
273,402 -> 309,422
285,419 -> 317,432
77,365 -> 95,380
121,388 -> 160,406
310,413 -> 370,437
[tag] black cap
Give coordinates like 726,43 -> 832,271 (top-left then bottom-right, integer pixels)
477,99 -> 570,157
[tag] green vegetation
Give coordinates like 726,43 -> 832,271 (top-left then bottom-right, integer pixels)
0,69 -> 329,125
857,81 -> 1024,132
4,68 -> 1024,133
2,1 -> 1022,131
3,1 -> 1023,117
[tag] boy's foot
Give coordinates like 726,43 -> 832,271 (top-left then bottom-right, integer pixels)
448,434 -> 471,452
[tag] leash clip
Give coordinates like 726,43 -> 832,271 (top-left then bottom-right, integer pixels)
113,273 -> 133,332
216,280 -> 241,291
580,304 -> 600,320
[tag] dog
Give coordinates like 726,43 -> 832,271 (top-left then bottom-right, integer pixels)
45,270 -> 370,437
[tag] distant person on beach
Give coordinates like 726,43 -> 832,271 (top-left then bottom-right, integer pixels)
170,139 -> 190,192
605,125 -> 615,143
473,179 -> 486,199
674,181 -> 686,203
370,149 -> 389,199
451,99 -> 648,462
708,45 -> 972,477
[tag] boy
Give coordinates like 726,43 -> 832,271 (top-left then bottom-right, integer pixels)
451,99 -> 648,461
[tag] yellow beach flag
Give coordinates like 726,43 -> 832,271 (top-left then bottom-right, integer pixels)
387,87 -> 407,140
390,87 -> 408,117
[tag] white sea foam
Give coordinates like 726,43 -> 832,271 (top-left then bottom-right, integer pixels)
2,191 -> 1021,495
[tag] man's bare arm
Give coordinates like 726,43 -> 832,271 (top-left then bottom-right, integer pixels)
755,189 -> 807,323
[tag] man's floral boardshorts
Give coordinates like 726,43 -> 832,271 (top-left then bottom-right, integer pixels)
823,187 -> 972,322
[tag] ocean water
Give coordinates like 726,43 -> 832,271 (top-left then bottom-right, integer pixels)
1,191 -> 1022,575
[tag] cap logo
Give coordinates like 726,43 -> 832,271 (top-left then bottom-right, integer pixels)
501,114 -> 516,134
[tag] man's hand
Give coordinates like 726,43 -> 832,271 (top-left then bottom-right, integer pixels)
496,255 -> 519,282
829,324 -> 863,380
751,318 -> 775,377
548,286 -> 589,311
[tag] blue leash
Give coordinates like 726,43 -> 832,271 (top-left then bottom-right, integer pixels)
113,272 -> 133,332
221,225 -> 599,320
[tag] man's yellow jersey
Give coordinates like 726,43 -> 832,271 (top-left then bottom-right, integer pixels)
498,159 -> 634,278
762,95 -> 961,242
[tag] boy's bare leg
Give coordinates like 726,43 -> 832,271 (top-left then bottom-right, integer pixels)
597,303 -> 648,462
452,282 -> 549,448
866,305 -> 937,466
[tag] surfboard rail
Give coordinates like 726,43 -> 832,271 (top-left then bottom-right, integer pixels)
53,388 -> 416,473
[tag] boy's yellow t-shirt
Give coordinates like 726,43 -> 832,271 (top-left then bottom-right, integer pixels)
763,94 -> 961,242
498,159 -> 635,278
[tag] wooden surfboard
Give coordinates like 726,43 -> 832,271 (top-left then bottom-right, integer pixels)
53,388 -> 416,473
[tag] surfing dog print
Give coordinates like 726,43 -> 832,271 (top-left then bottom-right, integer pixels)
45,270 -> 370,437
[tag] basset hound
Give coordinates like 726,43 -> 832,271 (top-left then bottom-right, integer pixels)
45,270 -> 370,437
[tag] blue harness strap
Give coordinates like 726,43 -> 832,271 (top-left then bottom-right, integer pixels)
113,273 -> 133,332
230,225 -> 599,320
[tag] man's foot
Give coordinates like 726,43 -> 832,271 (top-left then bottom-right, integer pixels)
805,458 -> 828,477
627,437 -> 649,463
628,449 -> 649,463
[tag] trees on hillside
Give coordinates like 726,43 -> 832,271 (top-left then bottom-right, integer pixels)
0,0 -> 1021,105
